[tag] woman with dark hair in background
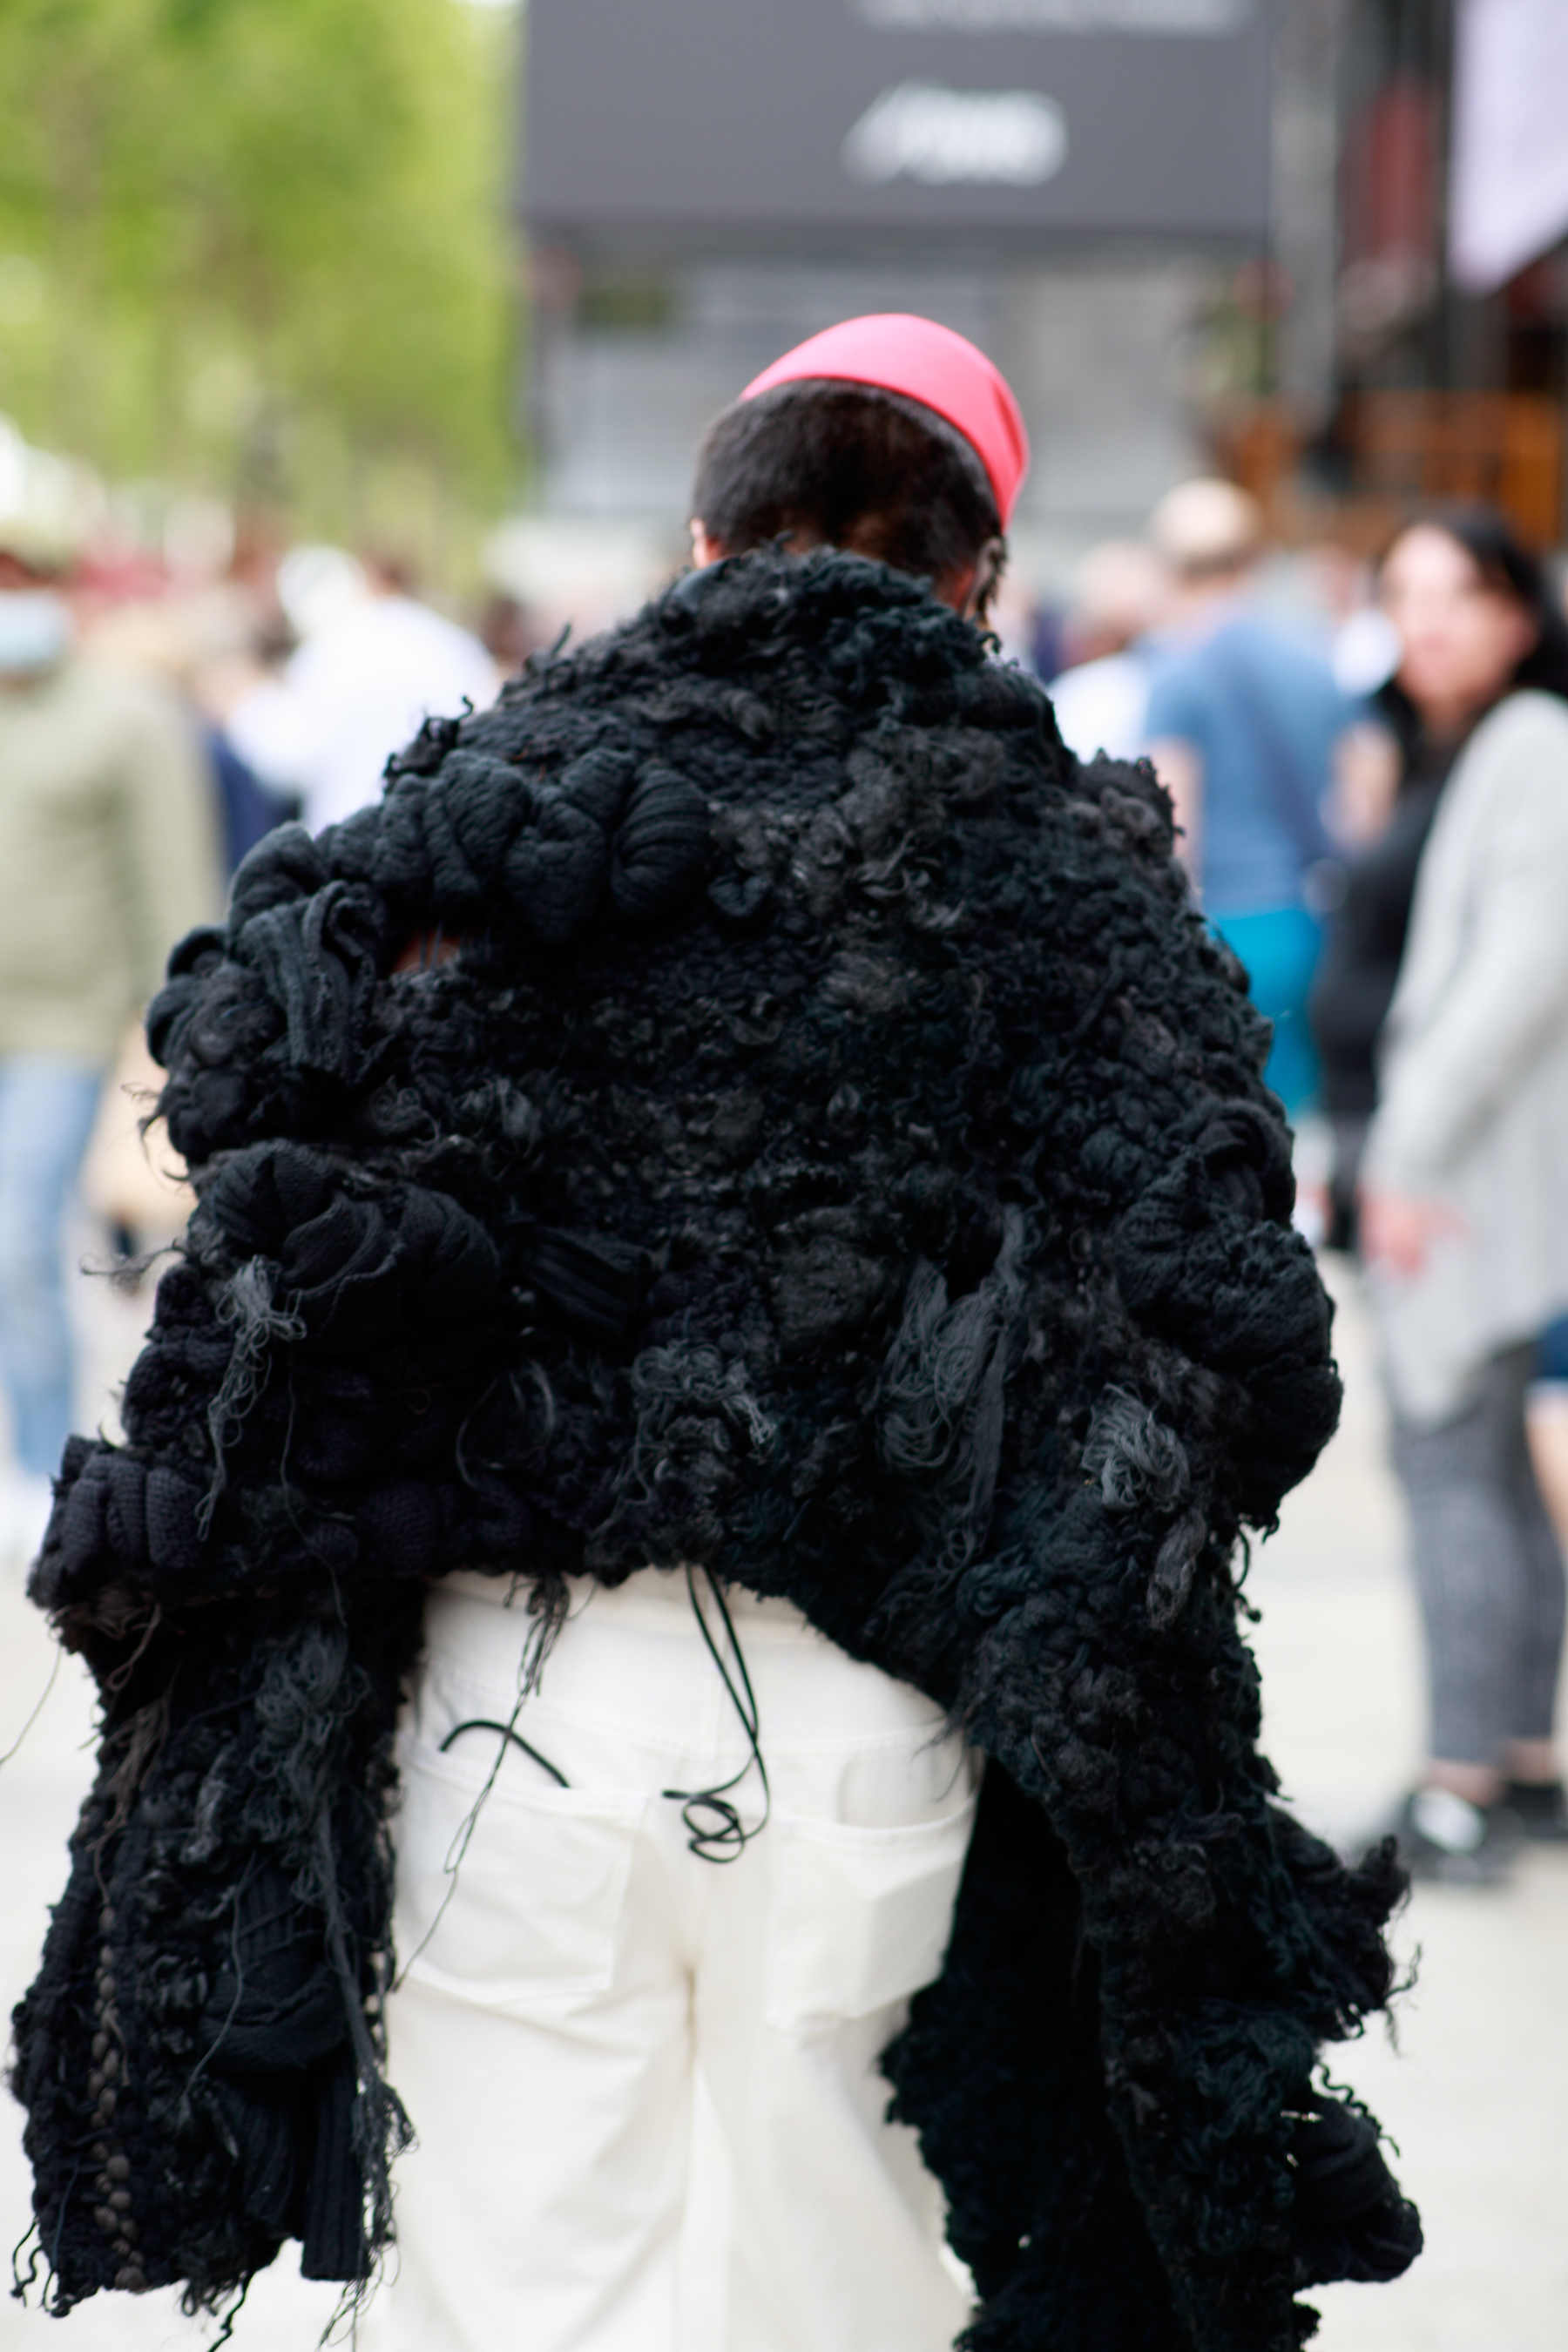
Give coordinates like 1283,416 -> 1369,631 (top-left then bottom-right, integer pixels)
1343,509 -> 1568,1879
1312,509 -> 1568,1237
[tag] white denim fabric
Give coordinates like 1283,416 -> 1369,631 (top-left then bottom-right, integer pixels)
369,1567 -> 979,2352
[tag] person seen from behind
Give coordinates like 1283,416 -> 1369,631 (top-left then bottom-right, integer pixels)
1046,537 -> 1168,762
0,539 -> 222,1561
217,545 -> 497,836
84,592 -> 301,876
15,321 -> 1422,2352
1143,478 -> 1358,1115
1355,510 -> 1568,1879
385,334 -> 1017,2350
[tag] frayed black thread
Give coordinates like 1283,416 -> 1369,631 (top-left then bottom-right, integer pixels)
394,1593 -> 567,1988
661,1565 -> 771,1862
10,2214 -> 42,2303
209,2264 -> 252,2343
438,1719 -> 569,1788
200,1261 -> 307,1534
0,1640 -> 61,1772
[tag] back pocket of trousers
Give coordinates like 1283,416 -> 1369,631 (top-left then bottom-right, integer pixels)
765,1796 -> 977,2028
395,1732 -> 645,2009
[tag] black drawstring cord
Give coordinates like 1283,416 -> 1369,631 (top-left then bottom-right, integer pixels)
436,1571 -> 768,1860
662,1563 -> 771,1863
438,1718 -> 570,1788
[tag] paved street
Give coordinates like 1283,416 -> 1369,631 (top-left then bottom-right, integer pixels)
0,1253 -> 1562,2349
1249,1263 -> 1568,2352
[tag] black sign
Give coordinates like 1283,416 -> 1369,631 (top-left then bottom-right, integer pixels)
523,0 -> 1274,247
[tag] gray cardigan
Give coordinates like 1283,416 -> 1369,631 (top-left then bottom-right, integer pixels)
1363,688 -> 1568,1422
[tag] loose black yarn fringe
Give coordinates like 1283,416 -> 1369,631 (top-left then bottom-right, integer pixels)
12,550 -> 1418,2343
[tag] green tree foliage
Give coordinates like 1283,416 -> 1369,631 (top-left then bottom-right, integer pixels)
0,0 -> 518,546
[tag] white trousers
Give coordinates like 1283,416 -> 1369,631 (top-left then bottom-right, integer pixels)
370,1567 -> 978,2352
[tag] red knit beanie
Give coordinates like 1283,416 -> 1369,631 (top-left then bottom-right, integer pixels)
740,314 -> 1030,526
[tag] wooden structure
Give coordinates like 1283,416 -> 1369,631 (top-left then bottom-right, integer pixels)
1214,390 -> 1565,551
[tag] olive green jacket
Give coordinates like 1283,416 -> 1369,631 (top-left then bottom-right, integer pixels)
0,656 -> 222,1064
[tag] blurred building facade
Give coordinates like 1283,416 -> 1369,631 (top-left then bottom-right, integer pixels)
525,254 -> 1212,581
513,0 -> 1281,603
1236,0 -> 1568,549
509,0 -> 1568,612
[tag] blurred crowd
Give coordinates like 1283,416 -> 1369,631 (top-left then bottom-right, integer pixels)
0,521 -> 509,1566
1044,483 -> 1568,1887
2,472 -> 1567,1892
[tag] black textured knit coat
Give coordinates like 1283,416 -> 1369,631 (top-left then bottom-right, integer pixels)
14,551 -> 1418,2348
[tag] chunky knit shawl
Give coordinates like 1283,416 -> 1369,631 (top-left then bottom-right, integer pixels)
14,551 -> 1417,2347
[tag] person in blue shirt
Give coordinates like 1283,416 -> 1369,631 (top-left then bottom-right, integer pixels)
1144,479 -> 1357,1114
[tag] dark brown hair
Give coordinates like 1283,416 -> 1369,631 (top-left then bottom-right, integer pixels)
1371,504 -> 1568,779
692,378 -> 1004,612
1382,504 -> 1568,699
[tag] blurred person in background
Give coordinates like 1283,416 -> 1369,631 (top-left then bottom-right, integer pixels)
1300,538 -> 1402,700
1046,537 -> 1168,760
0,539 -> 221,1558
476,589 -> 548,679
1143,479 -> 1357,1115
87,592 -> 301,875
1355,510 -> 1568,1879
1307,549 -> 1455,1252
983,567 -> 1050,677
74,593 -> 295,1280
1527,1315 -> 1568,1558
1308,512 -> 1548,1249
218,544 -> 497,835
190,588 -> 303,872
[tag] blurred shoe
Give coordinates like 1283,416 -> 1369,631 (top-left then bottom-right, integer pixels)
1391,1787 -> 1523,1884
1503,1778 -> 1568,1842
